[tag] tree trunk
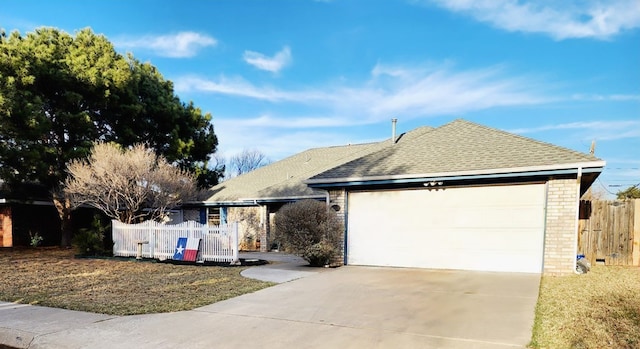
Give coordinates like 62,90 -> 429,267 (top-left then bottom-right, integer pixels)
53,194 -> 73,247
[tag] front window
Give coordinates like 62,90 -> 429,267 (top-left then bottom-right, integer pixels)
208,207 -> 220,226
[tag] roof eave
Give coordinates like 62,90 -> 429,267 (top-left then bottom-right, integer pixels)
182,200 -> 260,207
239,194 -> 326,202
306,161 -> 606,187
186,194 -> 327,207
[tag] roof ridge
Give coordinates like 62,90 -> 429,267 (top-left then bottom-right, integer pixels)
307,118 -> 604,182
305,140 -> 384,152
442,119 -> 599,160
293,141 -> 386,180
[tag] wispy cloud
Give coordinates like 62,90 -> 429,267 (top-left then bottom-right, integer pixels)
424,0 -> 640,40
510,120 -> 640,141
367,63 -> 546,117
227,114 -> 359,128
114,31 -> 217,58
174,75 -> 332,102
214,118 -> 363,159
175,62 -> 549,123
243,46 -> 292,73
571,93 -> 640,101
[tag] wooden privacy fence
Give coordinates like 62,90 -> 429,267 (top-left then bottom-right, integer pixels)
112,220 -> 239,263
578,199 -> 640,266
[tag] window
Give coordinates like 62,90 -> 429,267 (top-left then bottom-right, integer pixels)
208,207 -> 220,226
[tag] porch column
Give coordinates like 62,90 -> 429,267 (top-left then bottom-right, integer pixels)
259,205 -> 269,252
220,207 -> 228,225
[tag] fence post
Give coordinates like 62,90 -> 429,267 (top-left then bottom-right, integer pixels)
149,222 -> 155,259
111,220 -> 118,256
231,222 -> 240,265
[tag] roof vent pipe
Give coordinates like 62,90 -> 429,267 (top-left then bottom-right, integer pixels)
391,118 -> 398,144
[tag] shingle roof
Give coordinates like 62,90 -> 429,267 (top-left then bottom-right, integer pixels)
203,144 -> 378,203
308,119 -> 603,181
205,119 -> 603,203
204,127 -> 432,203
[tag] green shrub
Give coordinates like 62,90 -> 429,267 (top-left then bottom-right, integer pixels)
274,199 -> 343,267
29,231 -> 43,247
73,215 -> 111,256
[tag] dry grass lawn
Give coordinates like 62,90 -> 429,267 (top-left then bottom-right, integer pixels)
530,265 -> 640,349
0,247 -> 273,315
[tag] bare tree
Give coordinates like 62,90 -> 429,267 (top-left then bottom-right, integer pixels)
64,142 -> 198,223
227,149 -> 270,178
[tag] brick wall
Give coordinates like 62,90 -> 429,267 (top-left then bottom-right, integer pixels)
0,206 -> 12,247
227,207 -> 261,250
544,178 -> 579,275
329,189 -> 346,265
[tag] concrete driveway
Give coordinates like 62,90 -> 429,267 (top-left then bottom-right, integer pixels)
18,266 -> 540,349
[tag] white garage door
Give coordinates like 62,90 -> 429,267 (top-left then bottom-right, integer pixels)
347,184 -> 546,273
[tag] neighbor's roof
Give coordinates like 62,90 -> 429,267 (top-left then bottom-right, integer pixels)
203,125 -> 434,203
307,119 -> 605,184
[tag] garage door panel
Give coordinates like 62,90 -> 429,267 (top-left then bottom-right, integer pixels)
347,184 -> 545,273
411,207 -> 543,229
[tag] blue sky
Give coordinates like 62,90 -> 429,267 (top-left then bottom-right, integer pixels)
2,0 -> 639,196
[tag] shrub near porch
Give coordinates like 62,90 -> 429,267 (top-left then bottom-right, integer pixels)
274,200 -> 343,267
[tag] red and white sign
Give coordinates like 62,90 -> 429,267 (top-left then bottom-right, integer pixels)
173,237 -> 201,262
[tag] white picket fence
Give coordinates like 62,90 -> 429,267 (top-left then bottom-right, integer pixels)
112,220 -> 239,263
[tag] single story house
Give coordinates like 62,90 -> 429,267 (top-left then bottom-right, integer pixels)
188,119 -> 604,275
183,126 -> 432,249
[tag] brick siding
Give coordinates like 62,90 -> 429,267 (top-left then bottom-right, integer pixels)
0,206 -> 12,247
227,207 -> 261,251
543,178 -> 580,275
329,189 -> 346,265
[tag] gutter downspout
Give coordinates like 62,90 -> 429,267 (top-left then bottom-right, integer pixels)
573,167 -> 582,274
542,181 -> 549,274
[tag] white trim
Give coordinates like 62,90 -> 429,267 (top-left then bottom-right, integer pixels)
0,199 -> 54,206
305,161 -> 606,184
237,195 -> 326,202
189,195 -> 327,206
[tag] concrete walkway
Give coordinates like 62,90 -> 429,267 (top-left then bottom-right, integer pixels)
0,255 -> 540,349
239,251 -> 327,283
